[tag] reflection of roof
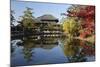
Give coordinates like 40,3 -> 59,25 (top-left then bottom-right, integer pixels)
37,14 -> 58,22
35,44 -> 57,50
20,40 -> 58,50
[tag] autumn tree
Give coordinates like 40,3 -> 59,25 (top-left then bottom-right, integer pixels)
66,5 -> 95,38
61,5 -> 95,52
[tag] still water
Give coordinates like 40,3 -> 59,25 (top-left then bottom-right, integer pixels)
11,36 -> 95,66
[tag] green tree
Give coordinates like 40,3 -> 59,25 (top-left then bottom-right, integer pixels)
20,7 -> 35,28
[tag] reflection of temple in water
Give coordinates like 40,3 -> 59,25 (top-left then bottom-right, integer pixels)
17,36 -> 59,50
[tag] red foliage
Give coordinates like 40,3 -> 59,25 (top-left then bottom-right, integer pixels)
66,6 -> 95,56
67,6 -> 95,18
67,6 -> 95,38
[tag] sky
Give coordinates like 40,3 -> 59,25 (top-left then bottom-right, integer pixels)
11,0 -> 71,22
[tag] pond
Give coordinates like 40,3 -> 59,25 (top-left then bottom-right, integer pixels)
11,36 -> 95,66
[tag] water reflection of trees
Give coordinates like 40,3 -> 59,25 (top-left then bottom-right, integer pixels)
61,37 -> 94,62
11,36 -> 60,62
23,48 -> 33,62
11,35 -> 95,63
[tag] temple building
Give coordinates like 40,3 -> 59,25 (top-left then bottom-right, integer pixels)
36,14 -> 63,37
11,14 -> 63,40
